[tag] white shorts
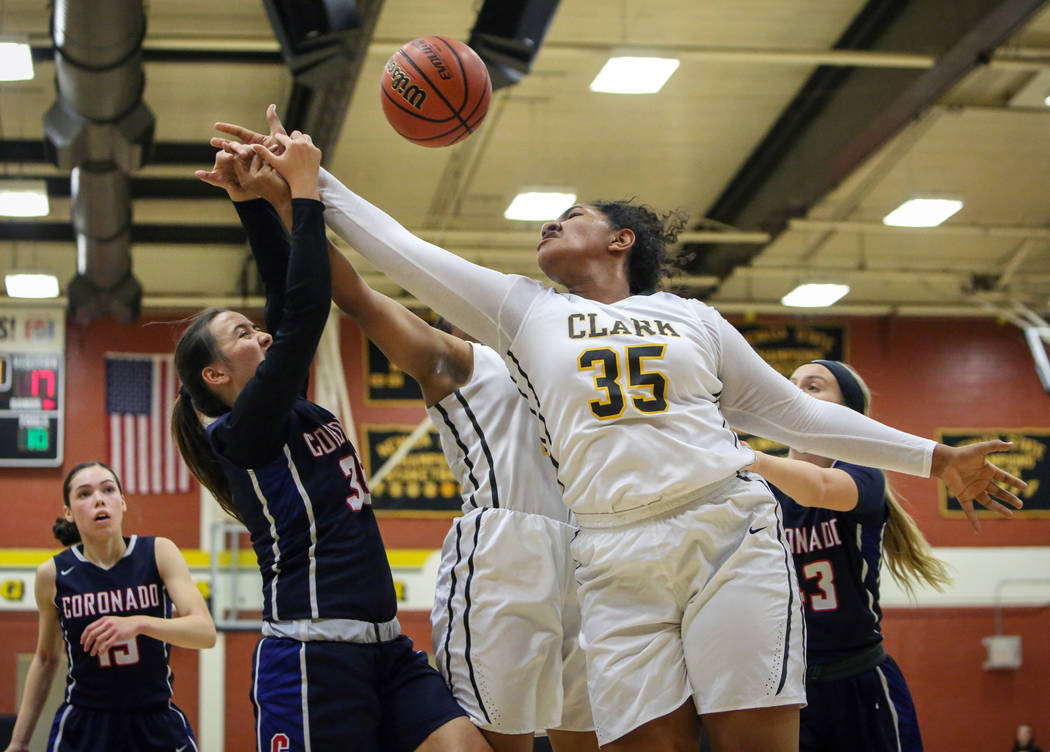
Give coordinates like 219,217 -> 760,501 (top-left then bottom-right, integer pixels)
431,506 -> 593,735
571,472 -> 805,745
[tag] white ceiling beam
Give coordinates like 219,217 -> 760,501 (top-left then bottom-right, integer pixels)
712,301 -> 1025,317
789,218 -> 1050,240
732,265 -> 1050,284
54,32 -> 1048,71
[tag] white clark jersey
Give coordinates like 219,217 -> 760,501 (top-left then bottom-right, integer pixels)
319,170 -> 937,528
427,343 -> 571,524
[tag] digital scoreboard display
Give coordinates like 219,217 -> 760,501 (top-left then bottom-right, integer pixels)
0,309 -> 64,467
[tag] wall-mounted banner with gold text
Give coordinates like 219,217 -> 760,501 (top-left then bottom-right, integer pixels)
736,324 -> 845,377
365,340 -> 424,404
937,428 -> 1050,517
364,424 -> 462,515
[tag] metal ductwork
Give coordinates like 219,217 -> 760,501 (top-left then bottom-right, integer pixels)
43,0 -> 154,322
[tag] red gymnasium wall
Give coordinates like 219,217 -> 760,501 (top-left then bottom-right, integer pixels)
1,313 -> 1047,750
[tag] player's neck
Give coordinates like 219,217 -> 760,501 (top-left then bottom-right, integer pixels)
79,533 -> 128,569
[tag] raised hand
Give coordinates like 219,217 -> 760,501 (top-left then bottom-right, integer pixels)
194,148 -> 253,201
234,150 -> 290,210
214,103 -> 288,155
931,440 -> 1026,532
251,131 -> 322,200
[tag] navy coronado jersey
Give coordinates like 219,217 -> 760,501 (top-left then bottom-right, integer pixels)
208,398 -> 397,623
52,536 -> 174,710
772,461 -> 888,664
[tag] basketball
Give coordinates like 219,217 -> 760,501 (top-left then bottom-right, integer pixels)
380,36 -> 492,147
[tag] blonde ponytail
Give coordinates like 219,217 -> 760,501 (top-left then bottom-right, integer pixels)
824,362 -> 952,599
881,483 -> 952,598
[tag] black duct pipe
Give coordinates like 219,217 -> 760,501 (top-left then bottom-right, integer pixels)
43,0 -> 154,322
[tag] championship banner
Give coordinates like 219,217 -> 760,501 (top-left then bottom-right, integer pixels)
735,323 -> 846,377
364,336 -> 424,404
936,429 -> 1050,517
364,424 -> 462,515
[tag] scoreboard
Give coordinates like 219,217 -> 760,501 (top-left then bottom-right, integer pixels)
0,308 -> 64,467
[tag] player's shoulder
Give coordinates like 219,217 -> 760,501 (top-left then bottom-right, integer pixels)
832,460 -> 885,486
37,555 -> 58,581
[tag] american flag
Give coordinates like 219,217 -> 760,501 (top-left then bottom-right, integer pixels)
105,354 -> 191,495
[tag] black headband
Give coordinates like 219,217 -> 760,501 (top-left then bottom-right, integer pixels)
808,360 -> 865,414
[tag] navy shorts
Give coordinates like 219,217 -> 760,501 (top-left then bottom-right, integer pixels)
251,634 -> 466,752
46,702 -> 197,752
800,654 -> 922,752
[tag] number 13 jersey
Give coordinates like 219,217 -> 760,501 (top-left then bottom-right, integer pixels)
52,536 -> 173,710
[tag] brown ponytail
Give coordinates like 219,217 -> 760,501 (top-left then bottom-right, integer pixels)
171,308 -> 243,524
831,363 -> 953,598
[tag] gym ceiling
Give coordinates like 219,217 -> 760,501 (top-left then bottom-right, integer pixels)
1,0 -> 1049,325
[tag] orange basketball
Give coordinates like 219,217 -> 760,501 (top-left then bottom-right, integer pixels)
380,36 -> 492,147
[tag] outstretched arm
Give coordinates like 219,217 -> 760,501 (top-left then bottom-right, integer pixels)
329,246 -> 473,406
747,451 -> 862,512
5,563 -> 63,752
316,167 -> 532,350
217,133 -> 331,466
717,316 -> 1024,528
215,132 -> 473,407
216,112 -> 536,350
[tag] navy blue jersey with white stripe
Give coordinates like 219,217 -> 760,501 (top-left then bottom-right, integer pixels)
52,536 -> 174,710
773,461 -> 887,664
208,399 -> 397,623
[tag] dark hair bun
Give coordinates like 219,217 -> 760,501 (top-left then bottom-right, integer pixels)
53,517 -> 81,546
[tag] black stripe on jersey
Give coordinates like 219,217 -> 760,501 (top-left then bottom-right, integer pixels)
505,349 -> 566,491
745,472 -> 804,693
453,390 -> 500,508
723,418 -> 740,449
441,520 -> 464,692
462,509 -> 491,723
771,487 -> 799,695
433,402 -> 481,508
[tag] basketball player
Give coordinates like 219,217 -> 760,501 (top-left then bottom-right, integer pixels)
4,461 -> 214,752
205,136 -> 596,752
175,130 -> 488,752
745,361 -> 953,752
218,114 -> 1024,752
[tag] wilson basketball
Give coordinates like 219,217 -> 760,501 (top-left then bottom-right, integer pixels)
380,36 -> 492,147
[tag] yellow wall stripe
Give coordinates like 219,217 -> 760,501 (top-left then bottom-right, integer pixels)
0,547 -> 435,569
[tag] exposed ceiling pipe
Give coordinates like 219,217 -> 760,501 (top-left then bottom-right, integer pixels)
43,0 -> 154,322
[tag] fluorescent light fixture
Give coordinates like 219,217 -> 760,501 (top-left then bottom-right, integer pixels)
504,191 -> 577,221
883,197 -> 963,227
0,181 -> 49,217
589,56 -> 680,94
0,41 -> 34,81
1044,92 -> 1050,107
781,283 -> 850,308
5,273 -> 60,299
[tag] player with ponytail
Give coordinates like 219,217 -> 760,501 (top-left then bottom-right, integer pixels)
746,360 -> 952,752
5,461 -> 214,752
175,115 -> 488,752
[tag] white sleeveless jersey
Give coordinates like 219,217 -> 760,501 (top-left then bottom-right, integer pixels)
427,343 -> 572,523
503,289 -> 754,526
